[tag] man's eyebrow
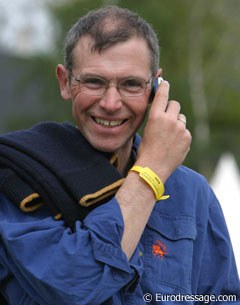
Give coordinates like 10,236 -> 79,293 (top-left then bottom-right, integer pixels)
74,72 -> 150,81
74,73 -> 103,78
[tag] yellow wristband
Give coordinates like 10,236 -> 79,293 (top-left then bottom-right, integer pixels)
130,166 -> 170,201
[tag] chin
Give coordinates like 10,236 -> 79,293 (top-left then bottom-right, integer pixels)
92,142 -> 118,153
89,137 -> 127,154
83,130 -> 134,154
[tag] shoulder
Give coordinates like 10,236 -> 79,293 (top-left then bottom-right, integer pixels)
0,192 -> 10,207
0,193 -> 20,223
159,165 -> 217,220
166,165 -> 211,196
0,192 -> 53,223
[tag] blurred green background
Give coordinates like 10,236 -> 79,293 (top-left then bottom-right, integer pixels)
1,0 -> 240,178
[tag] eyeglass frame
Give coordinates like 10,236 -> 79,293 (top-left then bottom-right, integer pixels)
69,73 -> 154,97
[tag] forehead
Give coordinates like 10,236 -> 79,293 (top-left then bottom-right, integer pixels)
72,35 -> 152,76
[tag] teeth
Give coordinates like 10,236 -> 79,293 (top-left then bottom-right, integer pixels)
95,118 -> 123,127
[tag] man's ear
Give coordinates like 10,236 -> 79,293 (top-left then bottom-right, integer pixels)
155,68 -> 162,78
56,64 -> 72,100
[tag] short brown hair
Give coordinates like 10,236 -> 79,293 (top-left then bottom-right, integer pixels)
64,5 -> 160,74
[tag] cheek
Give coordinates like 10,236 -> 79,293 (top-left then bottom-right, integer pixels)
131,94 -> 149,118
144,88 -> 152,104
71,96 -> 85,122
71,102 -> 78,120
138,106 -> 149,125
71,89 -> 91,111
129,102 -> 148,129
71,85 -> 82,100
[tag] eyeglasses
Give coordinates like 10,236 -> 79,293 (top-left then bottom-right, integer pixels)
70,74 -> 153,97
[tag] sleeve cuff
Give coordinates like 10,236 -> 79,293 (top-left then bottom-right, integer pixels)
83,198 -> 143,277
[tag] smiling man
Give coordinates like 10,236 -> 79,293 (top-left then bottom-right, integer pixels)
57,35 -> 152,167
0,5 -> 239,305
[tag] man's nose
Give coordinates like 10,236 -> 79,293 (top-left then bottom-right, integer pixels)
99,86 -> 123,112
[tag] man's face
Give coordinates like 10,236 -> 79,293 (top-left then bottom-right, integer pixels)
59,36 -> 153,154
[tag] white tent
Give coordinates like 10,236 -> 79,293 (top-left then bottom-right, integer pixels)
210,153 -> 240,274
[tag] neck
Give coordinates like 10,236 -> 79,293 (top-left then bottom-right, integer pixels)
116,139 -> 135,176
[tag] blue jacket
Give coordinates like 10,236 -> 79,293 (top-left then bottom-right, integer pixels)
0,138 -> 239,304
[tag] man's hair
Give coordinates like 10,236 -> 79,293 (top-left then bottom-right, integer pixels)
64,5 -> 160,74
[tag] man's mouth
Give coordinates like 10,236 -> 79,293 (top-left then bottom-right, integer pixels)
93,117 -> 126,128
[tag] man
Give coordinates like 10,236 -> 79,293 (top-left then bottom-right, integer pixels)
0,5 -> 239,305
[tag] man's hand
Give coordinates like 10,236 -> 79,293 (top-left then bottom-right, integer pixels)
136,80 -> 192,182
117,80 -> 191,259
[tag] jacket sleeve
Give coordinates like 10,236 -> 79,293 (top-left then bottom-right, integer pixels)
192,188 -> 240,304
0,193 -> 142,305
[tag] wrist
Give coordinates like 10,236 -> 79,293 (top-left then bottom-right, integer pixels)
130,165 -> 170,201
134,160 -> 169,183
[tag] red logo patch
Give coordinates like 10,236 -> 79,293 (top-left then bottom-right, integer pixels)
152,239 -> 168,259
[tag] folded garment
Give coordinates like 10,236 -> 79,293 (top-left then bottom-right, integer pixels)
0,122 -> 125,229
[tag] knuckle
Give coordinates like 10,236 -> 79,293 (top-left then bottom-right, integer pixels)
165,116 -> 178,128
185,129 -> 192,143
169,100 -> 181,109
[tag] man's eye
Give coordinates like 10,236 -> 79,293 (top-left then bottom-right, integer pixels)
83,78 -> 105,87
122,79 -> 142,88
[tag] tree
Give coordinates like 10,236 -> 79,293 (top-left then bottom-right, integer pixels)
3,0 -> 240,176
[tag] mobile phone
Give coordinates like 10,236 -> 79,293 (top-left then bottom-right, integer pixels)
153,77 -> 164,93
149,77 -> 164,103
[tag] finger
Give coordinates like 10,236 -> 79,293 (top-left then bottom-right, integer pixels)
178,113 -> 187,125
166,100 -> 181,119
151,80 -> 170,113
